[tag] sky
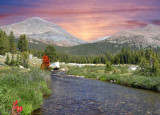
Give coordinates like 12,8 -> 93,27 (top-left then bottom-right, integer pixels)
0,0 -> 160,41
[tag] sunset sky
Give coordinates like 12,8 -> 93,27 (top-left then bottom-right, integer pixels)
0,0 -> 160,41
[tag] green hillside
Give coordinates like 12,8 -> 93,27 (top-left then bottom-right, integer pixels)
26,40 -> 140,55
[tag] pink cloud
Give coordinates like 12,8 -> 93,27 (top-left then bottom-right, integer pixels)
0,0 -> 160,41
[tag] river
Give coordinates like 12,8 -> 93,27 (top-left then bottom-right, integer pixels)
41,74 -> 160,115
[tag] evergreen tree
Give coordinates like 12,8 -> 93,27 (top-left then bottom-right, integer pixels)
139,57 -> 150,74
45,45 -> 57,62
0,30 -> 9,55
16,55 -> 20,66
5,54 -> 10,65
150,52 -> 159,75
9,31 -> 16,53
18,34 -> 28,52
114,56 -> 120,64
105,61 -> 112,71
139,52 -> 159,76
10,54 -> 16,66
20,51 -> 29,68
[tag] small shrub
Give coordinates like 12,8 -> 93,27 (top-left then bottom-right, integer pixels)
5,53 -> 10,65
120,65 -> 128,73
10,54 -> 16,66
105,61 -> 112,72
20,51 -> 29,68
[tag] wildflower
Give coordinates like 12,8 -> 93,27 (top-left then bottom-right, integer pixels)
13,100 -> 18,106
16,106 -> 23,113
12,100 -> 23,115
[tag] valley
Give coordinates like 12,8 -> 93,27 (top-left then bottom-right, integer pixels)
1,17 -> 160,115
1,0 -> 160,114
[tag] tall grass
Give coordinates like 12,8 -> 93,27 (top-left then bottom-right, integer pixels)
67,66 -> 105,78
100,74 -> 160,92
67,65 -> 160,92
0,68 -> 51,115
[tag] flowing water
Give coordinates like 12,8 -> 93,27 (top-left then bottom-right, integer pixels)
41,74 -> 160,115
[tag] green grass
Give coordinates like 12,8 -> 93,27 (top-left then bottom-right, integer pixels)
67,66 -> 105,78
0,67 -> 51,115
100,74 -> 160,92
67,65 -> 160,92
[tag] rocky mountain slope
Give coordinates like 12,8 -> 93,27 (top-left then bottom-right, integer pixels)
0,17 -> 87,46
26,24 -> 160,55
107,24 -> 160,47
90,36 -> 110,43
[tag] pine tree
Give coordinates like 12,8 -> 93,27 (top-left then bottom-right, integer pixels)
20,51 -> 29,68
16,55 -> 20,66
139,57 -> 150,74
9,31 -> 16,53
105,61 -> 112,71
139,52 -> 159,76
0,30 -> 9,55
150,52 -> 159,75
18,34 -> 28,52
45,45 -> 57,62
10,54 -> 16,66
5,54 -> 10,65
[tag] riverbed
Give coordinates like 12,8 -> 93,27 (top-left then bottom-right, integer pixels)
41,74 -> 160,115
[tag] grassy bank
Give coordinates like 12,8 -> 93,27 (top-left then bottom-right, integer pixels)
67,65 -> 160,92
67,66 -> 106,78
0,67 -> 51,115
99,74 -> 160,92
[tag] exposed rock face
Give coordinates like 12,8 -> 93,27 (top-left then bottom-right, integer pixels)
90,36 -> 111,43
107,24 -> 160,47
0,17 -> 87,46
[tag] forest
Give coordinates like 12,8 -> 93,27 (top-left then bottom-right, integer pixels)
0,29 -> 160,75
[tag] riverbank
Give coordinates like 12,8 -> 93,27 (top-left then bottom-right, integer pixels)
67,65 -> 160,92
42,74 -> 160,114
99,74 -> 160,92
0,67 -> 51,115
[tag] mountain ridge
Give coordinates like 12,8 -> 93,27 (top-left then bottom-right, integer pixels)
107,24 -> 160,47
26,23 -> 160,55
90,36 -> 111,43
0,17 -> 88,46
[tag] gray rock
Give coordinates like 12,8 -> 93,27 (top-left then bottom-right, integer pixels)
0,17 -> 88,46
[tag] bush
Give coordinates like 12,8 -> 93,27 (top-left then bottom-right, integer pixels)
4,53 -> 10,65
120,65 -> 128,74
139,56 -> 159,76
15,55 -> 20,66
105,61 -> 112,72
10,54 -> 16,66
20,51 -> 29,68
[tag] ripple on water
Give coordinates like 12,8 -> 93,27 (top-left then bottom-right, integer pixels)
40,75 -> 160,115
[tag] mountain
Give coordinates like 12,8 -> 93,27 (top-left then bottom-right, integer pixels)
0,17 -> 88,46
26,24 -> 160,55
55,24 -> 160,55
90,36 -> 110,43
27,38 -> 139,55
107,24 -> 160,47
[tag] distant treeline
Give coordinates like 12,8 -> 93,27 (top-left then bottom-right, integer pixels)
29,46 -> 160,66
27,39 -> 140,55
1,30 -> 160,66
